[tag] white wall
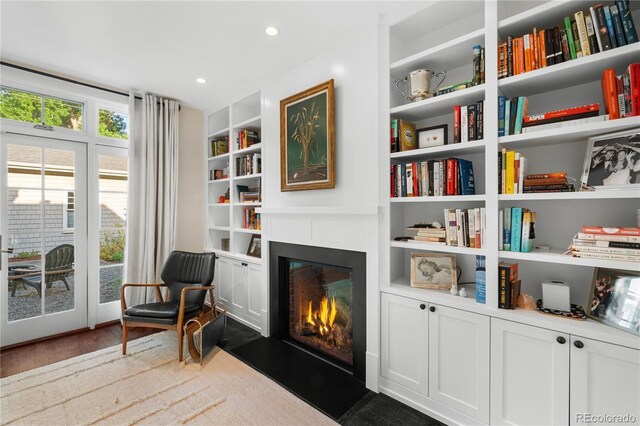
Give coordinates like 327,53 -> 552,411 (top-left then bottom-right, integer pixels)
260,21 -> 382,390
175,105 -> 205,252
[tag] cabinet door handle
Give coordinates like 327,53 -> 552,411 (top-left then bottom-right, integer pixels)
574,340 -> 584,349
419,304 -> 426,310
241,262 -> 248,267
429,306 -> 436,312
556,336 -> 566,344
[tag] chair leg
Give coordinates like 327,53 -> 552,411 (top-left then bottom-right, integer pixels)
10,281 -> 16,297
62,277 -> 70,291
178,326 -> 184,362
122,323 -> 128,355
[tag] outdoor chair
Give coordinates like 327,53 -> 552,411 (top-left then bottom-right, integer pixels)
120,251 -> 216,362
8,244 -> 74,297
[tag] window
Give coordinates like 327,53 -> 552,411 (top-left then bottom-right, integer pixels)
63,191 -> 75,231
0,86 -> 83,131
98,108 -> 129,140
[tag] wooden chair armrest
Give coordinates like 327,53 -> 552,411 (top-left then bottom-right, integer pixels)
177,286 -> 215,326
120,283 -> 166,312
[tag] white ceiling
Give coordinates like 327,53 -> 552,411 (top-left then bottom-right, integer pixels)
1,1 -> 408,111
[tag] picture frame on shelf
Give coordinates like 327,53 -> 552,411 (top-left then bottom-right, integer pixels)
417,124 -> 448,149
410,253 -> 457,291
246,234 -> 262,258
280,79 -> 335,192
580,129 -> 640,189
587,268 -> 640,336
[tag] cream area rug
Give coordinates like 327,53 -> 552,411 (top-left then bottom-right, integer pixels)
0,331 -> 336,425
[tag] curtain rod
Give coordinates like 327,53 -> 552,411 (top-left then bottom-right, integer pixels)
1,61 -> 181,110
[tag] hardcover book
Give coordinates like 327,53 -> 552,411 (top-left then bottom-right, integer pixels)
458,159 -> 476,195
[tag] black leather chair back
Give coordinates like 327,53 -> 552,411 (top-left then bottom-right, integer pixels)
161,251 -> 215,306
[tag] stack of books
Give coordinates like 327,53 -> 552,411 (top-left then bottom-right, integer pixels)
236,129 -> 260,150
391,158 -> 475,197
444,208 -> 486,249
242,207 -> 261,230
499,207 -> 537,252
237,184 -> 261,203
453,101 -> 484,142
236,153 -> 261,176
570,226 -> 640,263
602,63 -> 639,120
497,96 -> 529,136
498,262 -> 521,310
209,137 -> 228,157
409,226 -> 447,244
497,1 -> 638,79
523,103 -> 606,134
523,172 -> 574,193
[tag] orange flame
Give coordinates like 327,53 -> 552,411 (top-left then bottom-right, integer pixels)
306,296 -> 337,336
306,300 -> 315,325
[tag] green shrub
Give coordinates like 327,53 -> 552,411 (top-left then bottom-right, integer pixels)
14,250 -> 40,260
100,231 -> 125,262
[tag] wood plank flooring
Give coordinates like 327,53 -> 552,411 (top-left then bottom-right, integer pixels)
0,323 -> 159,378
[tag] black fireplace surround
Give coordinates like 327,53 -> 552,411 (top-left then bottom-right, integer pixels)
269,241 -> 367,382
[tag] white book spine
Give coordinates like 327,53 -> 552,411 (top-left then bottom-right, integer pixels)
461,107 -> 468,143
577,233 -> 640,243
469,208 -> 476,247
518,156 -> 526,194
590,7 -> 604,52
480,207 -> 486,249
456,209 -> 464,247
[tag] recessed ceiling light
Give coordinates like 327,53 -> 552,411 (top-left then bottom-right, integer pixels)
195,78 -> 207,84
265,26 -> 279,36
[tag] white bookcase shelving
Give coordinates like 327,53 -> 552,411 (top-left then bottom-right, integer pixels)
204,91 -> 263,332
380,1 -> 640,423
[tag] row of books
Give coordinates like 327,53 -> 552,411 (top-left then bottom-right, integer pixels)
236,129 -> 260,150
499,207 -> 536,253
497,96 -> 529,136
569,226 -> 640,263
208,137 -> 228,157
444,208 -> 487,249
241,207 -> 261,230
237,184 -> 261,203
498,149 -> 526,194
390,158 -> 475,197
498,262 -> 521,310
236,153 -> 261,177
497,0 -> 638,79
390,119 -> 416,152
602,63 -> 640,120
453,101 -> 484,143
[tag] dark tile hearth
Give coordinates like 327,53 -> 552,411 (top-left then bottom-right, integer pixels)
224,318 -> 445,425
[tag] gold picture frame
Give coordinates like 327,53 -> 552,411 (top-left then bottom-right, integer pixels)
280,79 -> 335,191
410,253 -> 457,291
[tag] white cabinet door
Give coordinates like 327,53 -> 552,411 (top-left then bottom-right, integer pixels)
428,303 -> 490,423
231,261 -> 248,314
380,293 -> 429,395
491,318 -> 570,426
216,256 -> 232,307
570,336 -> 640,426
247,263 -> 262,323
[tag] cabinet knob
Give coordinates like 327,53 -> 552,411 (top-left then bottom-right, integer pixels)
419,304 -> 426,310
429,306 -> 436,312
241,262 -> 248,267
556,336 -> 566,344
574,340 -> 584,349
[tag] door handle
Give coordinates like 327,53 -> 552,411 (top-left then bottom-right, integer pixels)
0,235 -> 15,270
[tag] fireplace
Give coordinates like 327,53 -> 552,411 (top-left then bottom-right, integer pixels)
270,242 -> 366,382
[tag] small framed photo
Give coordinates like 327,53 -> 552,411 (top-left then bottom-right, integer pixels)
410,253 -> 457,291
588,268 -> 640,336
246,235 -> 262,258
417,124 -> 448,149
580,129 -> 640,189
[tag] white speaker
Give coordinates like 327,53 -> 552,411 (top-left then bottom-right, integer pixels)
542,281 -> 571,312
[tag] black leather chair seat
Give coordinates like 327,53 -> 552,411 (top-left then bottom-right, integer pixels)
125,301 -> 201,319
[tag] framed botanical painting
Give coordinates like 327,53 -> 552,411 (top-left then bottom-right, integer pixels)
280,79 -> 335,191
410,253 -> 457,291
588,268 -> 640,336
580,129 -> 640,189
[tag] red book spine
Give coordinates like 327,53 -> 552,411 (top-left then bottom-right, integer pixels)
601,68 -> 620,119
526,172 -> 567,180
390,165 -> 395,197
453,159 -> 459,195
453,105 -> 461,143
524,103 -> 600,124
582,226 -> 640,236
629,63 -> 640,117
446,159 -> 455,196
412,163 -> 418,196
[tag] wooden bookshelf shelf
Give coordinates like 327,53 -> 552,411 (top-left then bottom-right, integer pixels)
391,139 -> 485,160
209,225 -> 230,232
208,178 -> 230,184
234,143 -> 262,156
208,203 -> 230,207
234,228 -> 261,234
207,153 -> 229,161
233,115 -> 261,129
391,240 -> 487,255
499,249 -> 640,272
390,84 -> 485,121
208,127 -> 229,138
391,194 -> 485,203
391,28 -> 485,77
206,248 -> 262,265
234,173 -> 262,181
498,188 -> 640,201
498,116 -> 640,148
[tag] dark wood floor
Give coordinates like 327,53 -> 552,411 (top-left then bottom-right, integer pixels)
0,323 -> 160,378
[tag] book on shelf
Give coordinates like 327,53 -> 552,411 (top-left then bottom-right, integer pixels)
391,158 -> 475,198
241,207 -> 261,230
500,208 -> 537,253
569,226 -> 640,263
442,207 -> 486,249
209,137 -> 228,157
236,129 -> 260,150
498,262 -> 519,309
571,235 -> 640,249
454,100 -> 484,143
236,153 -> 262,177
390,119 -> 417,152
577,232 -> 640,243
581,226 -> 640,236
523,103 -> 600,127
499,97 -> 528,136
476,255 -> 486,304
497,1 -> 638,79
521,115 -> 608,133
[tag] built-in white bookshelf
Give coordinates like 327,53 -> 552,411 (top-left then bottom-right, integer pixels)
384,0 -> 640,342
205,91 -> 262,263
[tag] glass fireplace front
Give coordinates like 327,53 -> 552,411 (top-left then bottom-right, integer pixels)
287,259 -> 353,367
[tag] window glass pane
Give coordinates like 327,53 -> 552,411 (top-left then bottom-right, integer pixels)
0,87 -> 41,124
98,109 -> 129,140
44,97 -> 83,130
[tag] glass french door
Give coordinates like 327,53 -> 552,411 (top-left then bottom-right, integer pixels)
0,134 -> 87,346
